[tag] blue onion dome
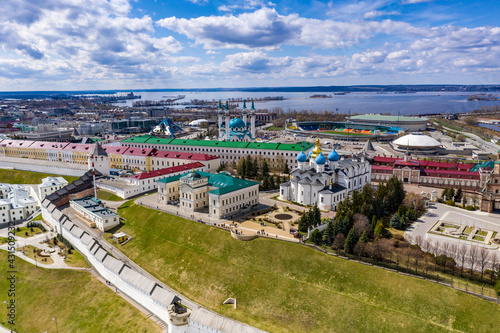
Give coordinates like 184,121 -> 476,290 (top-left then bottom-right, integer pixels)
328,149 -> 340,162
297,151 -> 307,162
229,118 -> 246,129
308,150 -> 313,158
315,153 -> 326,165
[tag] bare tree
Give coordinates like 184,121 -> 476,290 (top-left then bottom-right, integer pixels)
421,238 -> 430,253
489,252 -> 499,284
354,214 -> 371,237
332,233 -> 346,255
406,233 -> 414,246
456,244 -> 468,277
468,244 -> 479,277
404,246 -> 412,271
412,247 -> 423,274
414,235 -> 424,249
353,241 -> 365,260
478,247 -> 491,281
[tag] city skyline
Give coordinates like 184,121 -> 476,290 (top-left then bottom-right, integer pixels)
1,0 -> 499,91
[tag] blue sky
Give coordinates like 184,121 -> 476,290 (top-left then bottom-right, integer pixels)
0,0 -> 499,91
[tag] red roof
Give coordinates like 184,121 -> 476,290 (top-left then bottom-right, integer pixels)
373,156 -> 396,164
102,145 -> 130,154
62,143 -> 93,152
130,162 -> 205,180
394,160 -> 420,167
151,150 -> 219,161
120,147 -> 157,156
421,169 -> 480,179
371,165 -> 393,173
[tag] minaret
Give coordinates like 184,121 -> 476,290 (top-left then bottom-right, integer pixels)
225,100 -> 230,141
242,99 -> 247,126
218,100 -> 223,140
250,100 -> 256,139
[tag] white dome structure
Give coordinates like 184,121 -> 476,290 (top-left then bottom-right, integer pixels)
189,119 -> 209,126
392,134 -> 441,154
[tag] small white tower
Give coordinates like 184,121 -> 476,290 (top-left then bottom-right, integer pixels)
250,100 -> 256,139
87,143 -> 109,176
217,100 -> 223,139
224,100 -> 230,141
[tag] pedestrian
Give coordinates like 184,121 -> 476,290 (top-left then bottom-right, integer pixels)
116,288 -> 118,293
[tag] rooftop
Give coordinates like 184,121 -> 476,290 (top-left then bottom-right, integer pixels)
129,162 -> 205,180
349,114 -> 428,122
122,135 -> 313,152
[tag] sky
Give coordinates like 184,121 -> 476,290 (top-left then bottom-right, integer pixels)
0,0 -> 499,91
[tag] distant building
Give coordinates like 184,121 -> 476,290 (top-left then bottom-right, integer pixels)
371,155 -> 488,189
480,153 -> 500,212
348,114 -> 428,131
0,184 -> 38,224
122,135 -> 313,170
157,170 -> 259,219
217,100 -> 256,142
391,134 -> 441,155
70,197 -> 120,231
279,139 -> 371,211
38,176 -> 69,200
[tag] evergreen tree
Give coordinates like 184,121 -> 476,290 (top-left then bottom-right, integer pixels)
253,157 -> 260,180
274,175 -> 281,189
261,160 -> 270,179
374,221 -> 388,237
324,220 -> 335,246
454,186 -> 462,202
344,227 -> 358,254
360,230 -> 369,243
283,162 -> 290,174
310,229 -> 323,245
312,204 -> 322,226
371,215 -> 378,231
269,175 -> 276,190
390,213 -> 402,229
236,158 -> 246,178
261,175 -> 270,191
245,155 -> 254,178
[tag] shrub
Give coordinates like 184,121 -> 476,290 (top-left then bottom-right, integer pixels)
446,199 -> 456,206
495,280 -> 500,296
390,213 -> 402,229
465,205 -> 476,211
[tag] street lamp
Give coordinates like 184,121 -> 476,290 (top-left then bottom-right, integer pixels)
53,317 -> 59,333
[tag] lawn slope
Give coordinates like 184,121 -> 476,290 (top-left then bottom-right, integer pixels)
0,169 -> 79,184
116,202 -> 500,333
0,251 -> 160,333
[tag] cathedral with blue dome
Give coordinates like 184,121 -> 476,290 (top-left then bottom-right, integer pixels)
279,138 -> 371,211
218,100 -> 256,142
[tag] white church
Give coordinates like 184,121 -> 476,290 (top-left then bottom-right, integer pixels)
218,100 -> 256,142
279,139 -> 371,211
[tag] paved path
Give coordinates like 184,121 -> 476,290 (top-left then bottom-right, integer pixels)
136,192 -> 300,242
0,232 -> 84,270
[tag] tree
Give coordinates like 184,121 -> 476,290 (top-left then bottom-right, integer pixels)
310,229 -> 323,245
311,205 -> 322,227
298,213 -> 311,233
261,175 -> 270,191
468,245 -> 479,277
283,162 -> 290,174
344,227 -> 358,254
353,214 -> 371,236
478,247 -> 491,281
245,155 -> 254,178
371,215 -> 377,231
360,230 -> 369,243
332,233 -> 346,254
454,186 -> 462,202
390,213 -> 402,229
456,244 -> 468,277
261,160 -> 270,180
323,220 -> 335,246
236,157 -> 246,178
374,221 -> 389,238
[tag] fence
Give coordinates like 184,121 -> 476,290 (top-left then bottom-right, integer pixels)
322,249 -> 500,303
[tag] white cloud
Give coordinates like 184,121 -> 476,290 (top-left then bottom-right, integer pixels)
364,10 -> 401,19
158,7 -> 426,50
401,0 -> 433,4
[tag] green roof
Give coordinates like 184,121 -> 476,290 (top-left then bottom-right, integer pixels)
349,114 -> 428,122
158,171 -> 258,195
470,161 -> 495,172
122,135 -> 313,152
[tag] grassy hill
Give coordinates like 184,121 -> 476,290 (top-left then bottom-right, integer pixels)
0,251 -> 161,333
97,190 -> 124,201
0,169 -> 80,184
115,201 -> 500,333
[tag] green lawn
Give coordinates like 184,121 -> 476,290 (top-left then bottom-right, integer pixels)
97,190 -> 124,201
0,169 -> 79,184
31,214 -> 44,221
15,226 -> 44,238
0,251 -> 161,333
116,202 -> 500,333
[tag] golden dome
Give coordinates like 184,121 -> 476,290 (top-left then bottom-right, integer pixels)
310,138 -> 322,159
